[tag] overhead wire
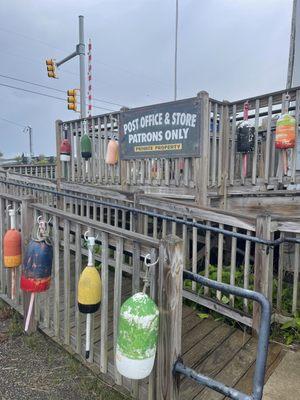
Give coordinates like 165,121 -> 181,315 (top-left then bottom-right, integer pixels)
0,117 -> 26,128
0,26 -> 174,95
0,82 -> 116,112
0,73 -> 126,107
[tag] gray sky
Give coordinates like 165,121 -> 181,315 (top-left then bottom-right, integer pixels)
0,0 -> 293,157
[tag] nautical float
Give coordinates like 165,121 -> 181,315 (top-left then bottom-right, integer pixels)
77,232 -> 101,359
236,101 -> 255,178
81,120 -> 92,161
21,216 -> 53,332
3,206 -> 22,300
275,94 -> 296,174
116,254 -> 159,380
60,124 -> 71,162
105,138 -> 119,165
116,292 -> 159,379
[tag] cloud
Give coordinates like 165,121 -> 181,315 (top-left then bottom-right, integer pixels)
0,0 -> 293,157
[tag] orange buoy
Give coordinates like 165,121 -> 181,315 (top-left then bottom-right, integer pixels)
105,139 -> 119,165
3,207 -> 22,300
275,113 -> 296,150
4,229 -> 22,268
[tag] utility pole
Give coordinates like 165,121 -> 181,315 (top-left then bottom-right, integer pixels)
23,125 -> 33,161
174,0 -> 179,100
54,15 -> 86,118
287,0 -> 300,88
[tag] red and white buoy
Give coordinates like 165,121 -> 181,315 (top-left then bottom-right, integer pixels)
21,216 -> 53,332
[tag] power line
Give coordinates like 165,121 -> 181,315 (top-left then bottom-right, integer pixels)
0,48 -> 163,104
0,116 -> 26,128
0,82 -> 116,112
0,73 -> 125,107
0,26 -> 175,92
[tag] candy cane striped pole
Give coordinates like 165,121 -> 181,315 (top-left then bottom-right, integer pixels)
87,39 -> 92,119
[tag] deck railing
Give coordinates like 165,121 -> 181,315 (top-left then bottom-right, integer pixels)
0,191 -> 273,399
0,178 -> 298,327
2,163 -> 56,180
56,86 -> 300,202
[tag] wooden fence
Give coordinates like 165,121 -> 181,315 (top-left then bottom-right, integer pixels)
0,191 -> 185,398
0,176 -> 298,326
2,163 -> 56,180
55,86 -> 300,204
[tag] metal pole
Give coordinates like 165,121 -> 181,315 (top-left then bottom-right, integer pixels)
78,15 -> 86,118
174,0 -> 179,100
28,126 -> 33,159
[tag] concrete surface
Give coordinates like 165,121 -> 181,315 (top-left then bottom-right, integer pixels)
263,350 -> 300,400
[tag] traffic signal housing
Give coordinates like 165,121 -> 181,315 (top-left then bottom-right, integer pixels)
46,59 -> 57,78
67,89 -> 78,111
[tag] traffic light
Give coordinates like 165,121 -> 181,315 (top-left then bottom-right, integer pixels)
45,59 -> 57,78
67,89 -> 78,111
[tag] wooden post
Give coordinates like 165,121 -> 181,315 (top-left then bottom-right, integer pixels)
219,101 -> 230,209
120,107 -> 129,191
55,120 -> 62,190
21,197 -> 36,334
156,235 -> 183,399
196,91 -> 210,206
253,214 -> 272,334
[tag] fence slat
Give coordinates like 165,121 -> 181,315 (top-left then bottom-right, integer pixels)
100,231 -> 109,373
113,237 -> 123,385
63,219 -> 71,345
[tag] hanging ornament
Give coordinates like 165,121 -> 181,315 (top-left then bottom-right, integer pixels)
105,138 -> 119,165
60,124 -> 71,162
81,120 -> 92,161
78,232 -> 101,359
3,206 -> 21,300
21,216 -> 53,332
275,94 -> 296,175
236,101 -> 255,178
116,255 -> 159,380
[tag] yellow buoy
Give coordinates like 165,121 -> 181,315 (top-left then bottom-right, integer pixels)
78,265 -> 102,313
77,233 -> 102,359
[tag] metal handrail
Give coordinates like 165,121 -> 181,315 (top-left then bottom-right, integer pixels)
174,270 -> 271,400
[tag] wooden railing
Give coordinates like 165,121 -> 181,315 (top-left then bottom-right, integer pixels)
2,163 -> 56,179
1,177 -> 298,325
57,86 -> 300,203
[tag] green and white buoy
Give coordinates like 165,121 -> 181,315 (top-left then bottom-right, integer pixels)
116,292 -> 159,379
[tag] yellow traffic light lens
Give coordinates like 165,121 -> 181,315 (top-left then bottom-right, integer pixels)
67,96 -> 76,103
67,89 -> 76,96
46,59 -> 53,66
68,104 -> 77,111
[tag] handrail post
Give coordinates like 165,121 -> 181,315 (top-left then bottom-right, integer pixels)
196,91 -> 210,206
156,235 -> 183,399
253,213 -> 272,334
21,197 -> 36,334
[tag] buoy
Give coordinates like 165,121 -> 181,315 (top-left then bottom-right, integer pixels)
3,207 -> 21,299
60,124 -> 71,162
60,139 -> 71,162
21,216 -> 53,332
116,292 -> 159,379
236,101 -> 255,178
78,233 -> 101,359
105,138 -> 118,165
275,113 -> 296,150
81,120 -> 92,161
275,94 -> 296,175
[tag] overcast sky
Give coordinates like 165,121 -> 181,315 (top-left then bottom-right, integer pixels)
0,0 -> 293,158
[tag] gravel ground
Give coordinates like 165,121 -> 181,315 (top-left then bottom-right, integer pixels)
0,301 -> 126,400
